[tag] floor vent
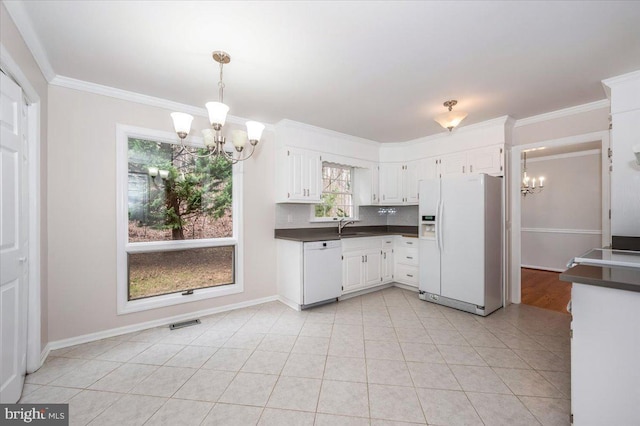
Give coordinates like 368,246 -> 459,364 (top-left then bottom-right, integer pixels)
169,319 -> 201,330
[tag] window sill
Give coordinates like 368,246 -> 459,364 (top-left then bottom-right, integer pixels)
117,282 -> 243,315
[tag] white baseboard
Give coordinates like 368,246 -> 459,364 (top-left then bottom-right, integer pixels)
339,283 -> 394,300
521,264 -> 566,273
33,343 -> 51,371
46,295 -> 279,353
392,282 -> 420,292
277,296 -> 301,311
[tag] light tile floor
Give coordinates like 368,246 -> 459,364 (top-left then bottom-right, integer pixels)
21,287 -> 571,425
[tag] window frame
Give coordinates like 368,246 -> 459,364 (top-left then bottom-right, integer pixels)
116,124 -> 244,315
311,163 -> 357,222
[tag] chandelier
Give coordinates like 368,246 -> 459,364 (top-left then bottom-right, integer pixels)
434,100 -> 468,132
521,152 -> 545,196
170,51 -> 265,163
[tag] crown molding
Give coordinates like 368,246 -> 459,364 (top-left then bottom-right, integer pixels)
602,69 -> 640,91
525,148 -> 601,163
3,0 -> 56,82
513,99 -> 610,128
276,119 -> 381,146
50,75 -> 275,131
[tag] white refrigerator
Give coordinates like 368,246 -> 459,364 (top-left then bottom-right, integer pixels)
418,174 -> 502,316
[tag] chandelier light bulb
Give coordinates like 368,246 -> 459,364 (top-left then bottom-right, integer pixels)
232,130 -> 247,149
246,121 -> 265,144
205,102 -> 230,129
202,129 -> 216,147
170,112 -> 194,139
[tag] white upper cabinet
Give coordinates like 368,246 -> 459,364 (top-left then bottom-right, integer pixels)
379,161 -> 421,205
468,145 -> 503,175
279,147 -> 322,203
438,144 -> 504,178
403,161 -> 419,204
419,157 -> 439,181
440,152 -> 468,177
379,163 -> 404,204
371,164 -> 380,204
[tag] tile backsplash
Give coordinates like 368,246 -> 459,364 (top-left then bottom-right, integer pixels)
275,204 -> 418,229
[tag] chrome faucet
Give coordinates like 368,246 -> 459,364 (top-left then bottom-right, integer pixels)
338,218 -> 356,236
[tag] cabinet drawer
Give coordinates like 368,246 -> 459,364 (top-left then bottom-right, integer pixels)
395,247 -> 418,266
396,237 -> 418,248
395,264 -> 418,285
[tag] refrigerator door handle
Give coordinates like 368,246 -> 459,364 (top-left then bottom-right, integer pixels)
438,200 -> 444,252
434,200 -> 440,251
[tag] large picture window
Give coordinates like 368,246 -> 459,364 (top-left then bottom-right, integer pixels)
117,125 -> 242,313
315,163 -> 354,219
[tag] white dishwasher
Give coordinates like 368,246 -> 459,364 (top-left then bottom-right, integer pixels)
303,240 -> 342,308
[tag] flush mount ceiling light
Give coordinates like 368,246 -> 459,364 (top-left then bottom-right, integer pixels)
170,51 -> 265,164
434,100 -> 468,132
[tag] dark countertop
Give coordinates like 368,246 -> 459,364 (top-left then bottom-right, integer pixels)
560,264 -> 640,293
274,225 -> 419,242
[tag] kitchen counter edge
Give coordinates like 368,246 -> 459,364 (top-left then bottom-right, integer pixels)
560,264 -> 640,293
274,226 -> 418,242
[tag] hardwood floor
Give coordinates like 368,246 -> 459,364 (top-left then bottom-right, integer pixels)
521,268 -> 572,315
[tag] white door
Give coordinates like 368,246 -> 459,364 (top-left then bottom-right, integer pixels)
440,175 -> 485,306
0,72 -> 28,403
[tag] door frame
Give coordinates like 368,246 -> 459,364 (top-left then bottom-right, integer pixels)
509,130 -> 610,303
1,44 -> 42,373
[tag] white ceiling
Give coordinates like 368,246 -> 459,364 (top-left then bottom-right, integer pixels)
10,1 -> 640,142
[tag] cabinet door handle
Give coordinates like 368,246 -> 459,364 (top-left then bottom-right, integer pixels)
406,241 -> 413,245
365,255 -> 367,262
383,194 -> 385,200
407,274 -> 414,278
373,194 -> 376,201
470,165 -> 473,173
384,252 -> 387,259
406,256 -> 413,260
462,165 -> 465,173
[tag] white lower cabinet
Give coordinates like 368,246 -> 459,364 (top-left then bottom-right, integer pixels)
342,237 -> 387,295
394,237 -> 419,287
342,251 -> 366,293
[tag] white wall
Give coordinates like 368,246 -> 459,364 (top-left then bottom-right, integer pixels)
47,86 -> 277,342
521,152 -> 602,271
603,71 -> 640,237
1,2 -> 49,348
